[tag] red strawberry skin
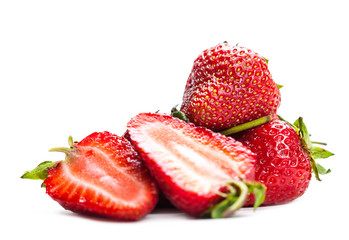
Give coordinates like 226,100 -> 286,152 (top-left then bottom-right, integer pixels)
44,132 -> 158,221
234,118 -> 312,205
126,113 -> 255,216
181,42 -> 281,131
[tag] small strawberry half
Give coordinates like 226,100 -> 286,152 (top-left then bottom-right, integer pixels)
126,113 -> 265,218
231,117 -> 333,205
21,131 -> 158,221
181,42 -> 281,131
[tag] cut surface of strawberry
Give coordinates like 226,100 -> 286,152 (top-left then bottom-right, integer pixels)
127,113 -> 264,217
22,132 -> 158,221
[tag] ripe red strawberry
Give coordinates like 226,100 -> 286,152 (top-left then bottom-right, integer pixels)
126,113 -> 265,218
21,131 -> 158,221
181,42 -> 281,131
233,117 -> 332,205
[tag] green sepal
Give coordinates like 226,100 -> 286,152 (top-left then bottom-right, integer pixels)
209,194 -> 239,219
312,146 -> 334,159
277,84 -> 283,89
201,180 -> 266,218
316,163 -> 331,175
21,136 -> 74,182
246,181 -> 266,210
21,161 -> 57,180
279,116 -> 333,181
171,104 -> 189,123
49,136 -> 74,155
294,117 -> 312,148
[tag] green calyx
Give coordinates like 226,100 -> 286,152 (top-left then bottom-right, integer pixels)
279,116 -> 334,181
171,104 -> 189,122
48,135 -> 75,155
21,136 -> 75,184
202,180 -> 266,218
21,161 -> 57,181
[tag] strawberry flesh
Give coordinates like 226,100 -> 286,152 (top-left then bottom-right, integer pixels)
127,113 -> 255,216
44,132 -> 158,220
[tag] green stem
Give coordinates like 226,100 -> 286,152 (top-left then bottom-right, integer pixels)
49,147 -> 71,155
309,155 -> 321,181
203,180 -> 266,218
221,181 -> 248,218
220,115 -> 272,136
312,141 -> 327,146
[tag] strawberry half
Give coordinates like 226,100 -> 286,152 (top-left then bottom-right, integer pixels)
22,131 -> 159,221
126,113 -> 265,218
181,42 -> 281,131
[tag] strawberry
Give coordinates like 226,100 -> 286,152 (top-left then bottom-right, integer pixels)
180,42 -> 281,131
21,131 -> 159,221
126,112 -> 265,218
232,117 -> 333,205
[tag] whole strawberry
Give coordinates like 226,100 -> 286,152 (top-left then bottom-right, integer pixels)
22,132 -> 159,220
233,117 -> 332,205
181,42 -> 281,131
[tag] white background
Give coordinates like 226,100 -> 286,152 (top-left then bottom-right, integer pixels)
1,1 -> 348,239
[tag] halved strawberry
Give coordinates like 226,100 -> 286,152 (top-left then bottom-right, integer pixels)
126,113 -> 265,218
21,131 -> 158,221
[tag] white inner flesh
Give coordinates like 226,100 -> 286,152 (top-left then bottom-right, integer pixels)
62,163 -> 141,207
52,147 -> 148,208
135,122 -> 243,195
171,144 -> 232,193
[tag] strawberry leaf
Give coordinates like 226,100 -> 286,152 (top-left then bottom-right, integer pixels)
294,117 -> 312,148
246,181 -> 266,210
202,180 -> 265,218
210,195 -> 239,219
312,145 -> 334,159
280,116 -> 334,181
316,163 -> 331,175
21,161 -> 57,180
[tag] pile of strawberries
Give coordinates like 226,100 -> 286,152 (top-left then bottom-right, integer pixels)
22,42 -> 333,221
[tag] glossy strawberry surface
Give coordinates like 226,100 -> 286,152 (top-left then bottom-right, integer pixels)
44,132 -> 158,220
181,42 -> 281,131
127,113 -> 255,216
234,118 -> 312,205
